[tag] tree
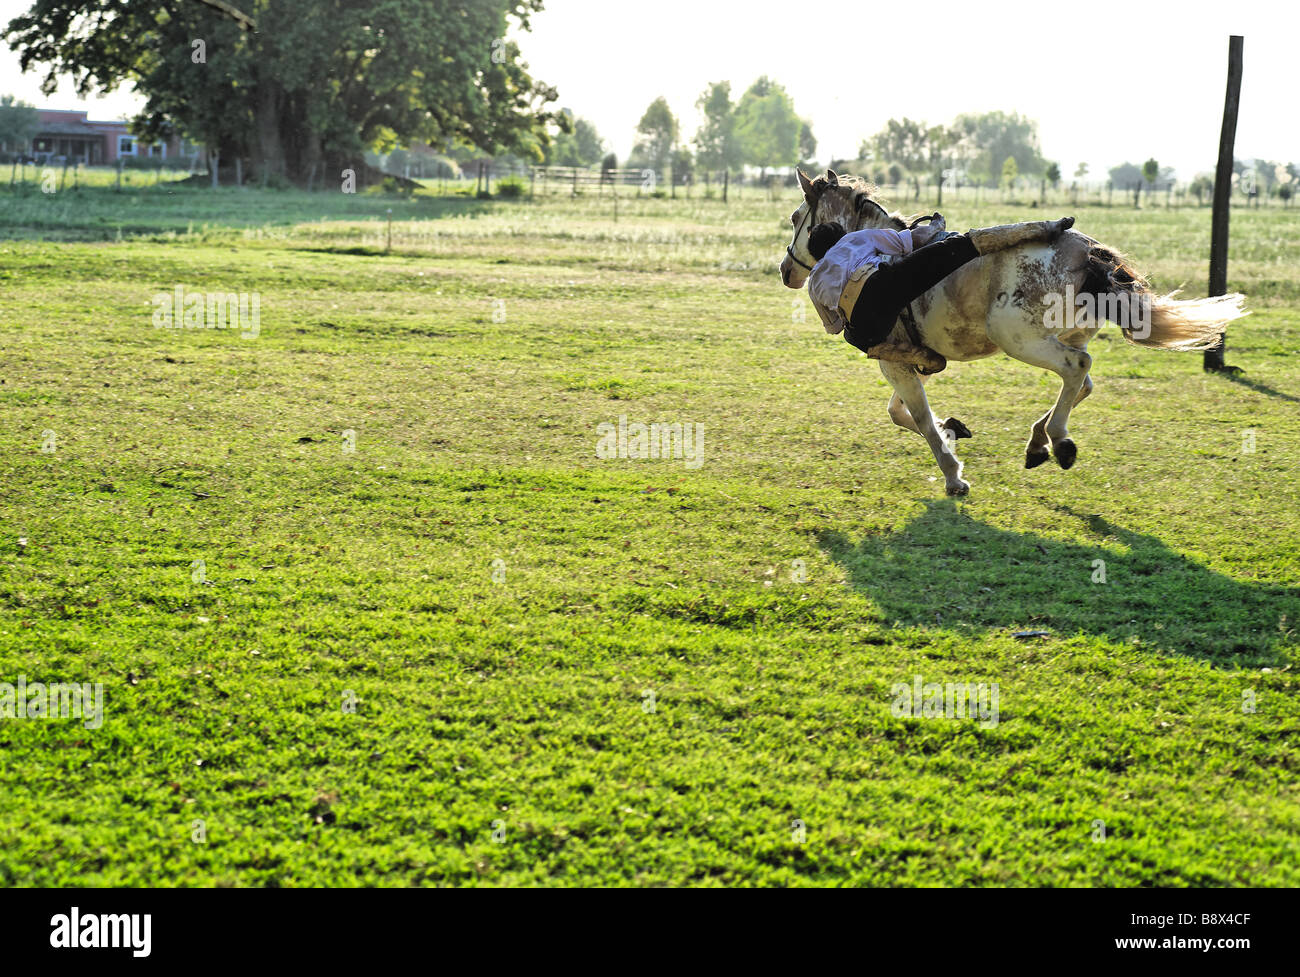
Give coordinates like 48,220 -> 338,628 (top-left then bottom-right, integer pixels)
693,81 -> 741,175
1278,163 -> 1295,206
925,124 -> 963,206
1001,155 -> 1018,191
1108,161 -> 1145,206
1074,161 -> 1089,180
629,96 -> 677,176
870,116 -> 928,198
798,119 -> 816,167
0,94 -> 38,153
670,146 -> 694,187
866,117 -> 967,203
734,76 -> 800,179
951,110 -> 1046,186
1137,157 -> 1158,206
1046,161 -> 1061,187
4,0 -> 562,184
1189,174 -> 1214,204
545,111 -> 605,167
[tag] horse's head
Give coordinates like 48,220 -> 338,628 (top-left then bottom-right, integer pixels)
780,168 -> 906,289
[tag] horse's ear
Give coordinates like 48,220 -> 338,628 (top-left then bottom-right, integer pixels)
797,169 -> 814,196
825,168 -> 839,186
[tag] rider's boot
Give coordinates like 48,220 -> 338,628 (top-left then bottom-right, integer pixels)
866,341 -> 947,375
966,216 -> 1075,255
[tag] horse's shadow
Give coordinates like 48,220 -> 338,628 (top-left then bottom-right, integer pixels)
817,501 -> 1299,665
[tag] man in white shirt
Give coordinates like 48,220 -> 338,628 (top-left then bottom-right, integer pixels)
806,214 -> 1074,373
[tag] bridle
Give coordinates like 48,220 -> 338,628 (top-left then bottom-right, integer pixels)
785,193 -> 820,272
784,187 -> 900,271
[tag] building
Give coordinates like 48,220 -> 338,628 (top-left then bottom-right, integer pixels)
11,109 -> 200,165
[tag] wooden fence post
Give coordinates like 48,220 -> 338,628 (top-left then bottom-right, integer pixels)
1205,34 -> 1243,373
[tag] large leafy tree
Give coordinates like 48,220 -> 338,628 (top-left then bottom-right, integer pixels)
4,0 -> 562,183
629,96 -> 677,175
693,81 -> 741,174
734,76 -> 799,178
869,116 -> 928,197
951,110 -> 1045,187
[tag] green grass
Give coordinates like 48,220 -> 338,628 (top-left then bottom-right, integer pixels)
0,182 -> 1297,886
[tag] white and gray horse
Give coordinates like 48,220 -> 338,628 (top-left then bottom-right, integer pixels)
780,169 -> 1247,496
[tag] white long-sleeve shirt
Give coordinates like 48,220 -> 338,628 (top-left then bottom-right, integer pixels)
807,228 -> 915,334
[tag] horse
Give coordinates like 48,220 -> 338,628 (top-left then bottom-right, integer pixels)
779,169 -> 1248,496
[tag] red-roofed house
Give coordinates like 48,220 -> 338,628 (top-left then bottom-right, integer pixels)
14,109 -> 200,164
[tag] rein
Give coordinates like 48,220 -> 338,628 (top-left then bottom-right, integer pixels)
785,194 -> 819,271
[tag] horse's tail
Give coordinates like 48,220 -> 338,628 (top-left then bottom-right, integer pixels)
1080,243 -> 1248,351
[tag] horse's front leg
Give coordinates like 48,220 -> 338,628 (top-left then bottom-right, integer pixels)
887,386 -> 973,441
880,361 -> 969,495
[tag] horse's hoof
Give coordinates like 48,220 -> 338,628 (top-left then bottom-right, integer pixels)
945,479 -> 971,497
1025,447 -> 1051,469
942,417 -> 972,439
1053,439 -> 1077,470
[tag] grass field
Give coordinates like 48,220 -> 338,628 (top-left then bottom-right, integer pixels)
1,181 -> 1297,886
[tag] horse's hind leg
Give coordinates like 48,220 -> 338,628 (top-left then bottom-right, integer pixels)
881,361 -> 969,495
1026,373 -> 1092,468
992,332 -> 1092,469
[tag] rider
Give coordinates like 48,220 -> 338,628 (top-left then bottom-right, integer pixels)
806,214 -> 1075,373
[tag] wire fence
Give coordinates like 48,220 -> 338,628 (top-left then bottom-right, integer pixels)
2,156 -> 1291,211
429,161 -> 1298,210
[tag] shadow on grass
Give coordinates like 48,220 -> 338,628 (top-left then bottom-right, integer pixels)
1215,369 -> 1300,405
818,500 -> 1299,664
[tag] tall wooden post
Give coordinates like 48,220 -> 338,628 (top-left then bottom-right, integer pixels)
1205,35 -> 1243,372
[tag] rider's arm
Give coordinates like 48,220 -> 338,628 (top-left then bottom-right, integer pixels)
811,293 -> 847,334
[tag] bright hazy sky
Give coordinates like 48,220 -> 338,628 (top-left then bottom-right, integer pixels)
1,0 -> 1294,180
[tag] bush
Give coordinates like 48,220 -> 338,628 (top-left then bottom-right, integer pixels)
495,176 -> 527,199
362,176 -> 410,197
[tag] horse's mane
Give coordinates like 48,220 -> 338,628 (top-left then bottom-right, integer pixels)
809,173 -> 908,230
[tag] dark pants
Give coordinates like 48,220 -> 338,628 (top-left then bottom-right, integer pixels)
844,233 -> 980,351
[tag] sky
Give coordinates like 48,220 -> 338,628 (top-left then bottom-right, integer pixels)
0,0 -> 1295,181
